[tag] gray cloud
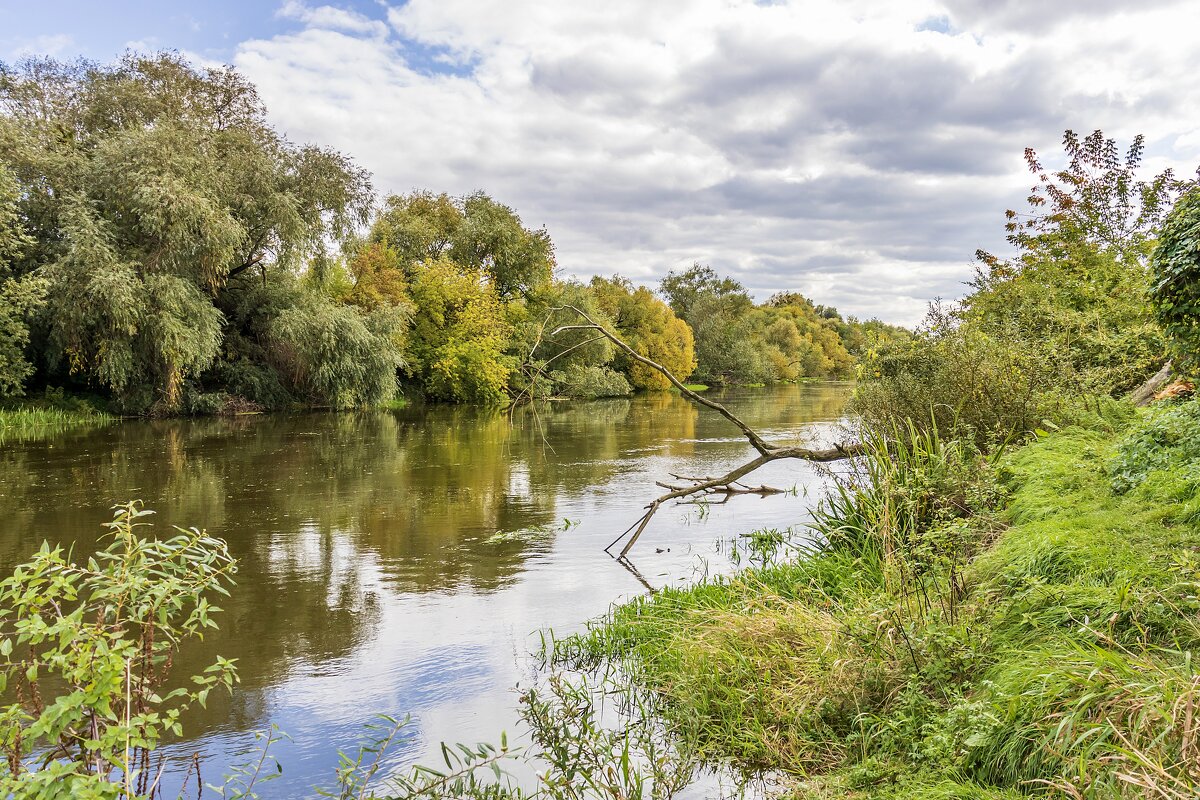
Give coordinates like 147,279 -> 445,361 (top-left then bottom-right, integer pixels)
942,0 -> 1188,32
233,0 -> 1200,325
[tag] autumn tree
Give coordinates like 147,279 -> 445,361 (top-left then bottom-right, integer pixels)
759,292 -> 854,379
344,239 -> 412,311
589,276 -> 695,390
406,257 -> 513,404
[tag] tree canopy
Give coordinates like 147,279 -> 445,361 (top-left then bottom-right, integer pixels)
368,190 -> 555,300
0,53 -> 382,412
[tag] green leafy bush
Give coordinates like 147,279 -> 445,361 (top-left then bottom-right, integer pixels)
0,502 -> 237,798
1151,186 -> 1200,369
1109,397 -> 1200,492
852,307 -> 1070,447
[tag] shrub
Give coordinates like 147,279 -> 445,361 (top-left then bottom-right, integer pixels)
0,502 -> 237,798
1109,397 -> 1200,492
1151,186 -> 1200,370
852,307 -> 1071,448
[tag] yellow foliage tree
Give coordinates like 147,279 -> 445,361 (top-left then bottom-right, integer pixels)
589,276 -> 696,390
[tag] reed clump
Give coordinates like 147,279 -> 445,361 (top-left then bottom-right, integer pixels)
0,390 -> 113,444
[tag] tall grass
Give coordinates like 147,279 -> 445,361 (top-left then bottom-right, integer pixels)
0,402 -> 113,444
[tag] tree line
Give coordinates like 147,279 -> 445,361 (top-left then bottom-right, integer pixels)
0,53 -> 903,416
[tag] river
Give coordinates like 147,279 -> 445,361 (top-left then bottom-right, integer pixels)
0,383 -> 852,797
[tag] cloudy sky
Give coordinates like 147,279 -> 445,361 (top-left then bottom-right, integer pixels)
5,0 -> 1200,324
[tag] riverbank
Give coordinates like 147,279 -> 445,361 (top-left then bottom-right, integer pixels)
0,391 -> 412,440
559,397 -> 1200,798
0,398 -> 114,444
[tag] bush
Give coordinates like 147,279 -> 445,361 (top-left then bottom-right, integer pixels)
1151,186 -> 1200,370
1109,397 -> 1200,492
852,309 -> 1071,448
0,502 -> 237,797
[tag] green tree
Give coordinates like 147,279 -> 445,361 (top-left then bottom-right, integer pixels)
267,292 -> 408,409
0,53 -> 372,412
509,281 -> 630,399
659,263 -> 747,321
855,130 -> 1184,443
658,264 -> 771,385
370,190 -> 554,300
969,130 -> 1177,395
980,130 -> 1179,270
0,166 -> 39,398
1150,186 -> 1200,370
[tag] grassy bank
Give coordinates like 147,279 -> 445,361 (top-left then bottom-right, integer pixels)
558,400 -> 1200,798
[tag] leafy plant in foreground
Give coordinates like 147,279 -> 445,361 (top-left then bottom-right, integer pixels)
0,501 -> 238,799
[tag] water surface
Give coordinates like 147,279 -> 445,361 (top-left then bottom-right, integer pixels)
0,384 -> 852,796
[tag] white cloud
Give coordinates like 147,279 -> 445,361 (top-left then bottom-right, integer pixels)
277,0 -> 389,38
9,33 -> 74,59
234,0 -> 1200,325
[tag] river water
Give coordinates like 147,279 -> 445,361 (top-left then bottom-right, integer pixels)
0,384 -> 852,796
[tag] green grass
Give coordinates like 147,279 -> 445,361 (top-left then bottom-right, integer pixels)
0,396 -> 114,444
377,396 -> 410,411
557,400 -> 1200,798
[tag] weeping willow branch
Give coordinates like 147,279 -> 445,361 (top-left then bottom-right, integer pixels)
544,305 -> 863,557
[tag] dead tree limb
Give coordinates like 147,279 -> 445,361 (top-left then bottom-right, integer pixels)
542,306 -> 864,557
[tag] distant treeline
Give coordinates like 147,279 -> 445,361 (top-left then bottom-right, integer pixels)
0,53 -> 905,415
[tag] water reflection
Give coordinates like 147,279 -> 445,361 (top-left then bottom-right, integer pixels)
0,384 -> 852,796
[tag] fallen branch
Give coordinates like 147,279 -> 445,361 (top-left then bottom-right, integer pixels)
657,475 -> 783,496
542,306 -> 863,557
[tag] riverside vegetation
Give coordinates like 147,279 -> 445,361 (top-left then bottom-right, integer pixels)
0,53 -> 902,423
2,51 -> 1200,800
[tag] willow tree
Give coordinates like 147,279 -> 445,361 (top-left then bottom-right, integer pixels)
0,53 -> 372,412
0,165 -> 37,397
